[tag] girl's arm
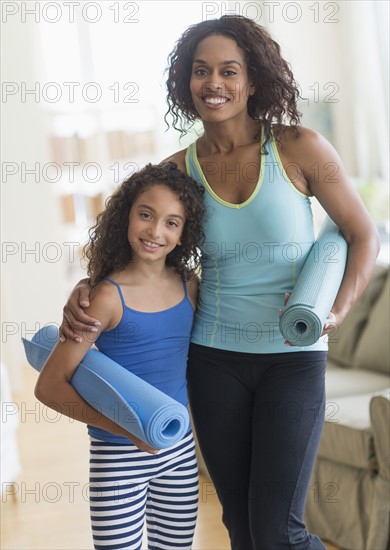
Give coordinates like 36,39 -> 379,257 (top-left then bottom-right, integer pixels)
35,283 -> 158,453
289,127 -> 380,334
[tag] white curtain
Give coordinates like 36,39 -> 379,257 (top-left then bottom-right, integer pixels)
340,0 -> 389,181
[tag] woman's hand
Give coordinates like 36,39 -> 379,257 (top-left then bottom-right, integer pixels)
59,279 -> 102,343
321,310 -> 339,341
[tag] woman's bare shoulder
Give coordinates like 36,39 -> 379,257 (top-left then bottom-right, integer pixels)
160,148 -> 187,173
273,124 -> 327,153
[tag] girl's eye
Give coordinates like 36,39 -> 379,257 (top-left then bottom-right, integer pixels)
140,212 -> 151,219
223,70 -> 237,76
194,68 -> 207,76
168,220 -> 179,228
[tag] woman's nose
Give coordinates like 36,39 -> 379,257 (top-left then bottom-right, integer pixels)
204,79 -> 224,93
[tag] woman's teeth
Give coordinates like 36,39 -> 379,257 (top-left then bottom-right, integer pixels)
204,96 -> 228,104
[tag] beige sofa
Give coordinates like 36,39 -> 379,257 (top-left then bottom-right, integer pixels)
195,264 -> 390,549
305,263 -> 390,550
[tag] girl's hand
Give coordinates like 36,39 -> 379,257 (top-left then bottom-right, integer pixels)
128,433 -> 159,455
59,279 -> 101,343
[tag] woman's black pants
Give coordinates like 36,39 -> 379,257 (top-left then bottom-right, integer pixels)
187,343 -> 327,550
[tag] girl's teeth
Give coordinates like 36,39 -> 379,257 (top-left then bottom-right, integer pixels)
143,240 -> 159,248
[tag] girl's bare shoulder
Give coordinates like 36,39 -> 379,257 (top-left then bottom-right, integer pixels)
86,279 -> 123,328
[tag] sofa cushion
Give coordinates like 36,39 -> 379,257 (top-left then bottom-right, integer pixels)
326,362 -> 390,398
318,393 -> 377,471
370,388 -> 390,480
353,270 -> 390,374
327,265 -> 388,368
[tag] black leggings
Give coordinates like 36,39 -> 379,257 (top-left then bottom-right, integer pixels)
187,343 -> 327,550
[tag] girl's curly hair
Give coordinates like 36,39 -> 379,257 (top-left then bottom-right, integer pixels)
165,15 -> 302,150
83,163 -> 205,286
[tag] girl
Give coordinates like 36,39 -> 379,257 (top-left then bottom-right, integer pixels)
35,162 -> 205,550
61,15 -> 380,550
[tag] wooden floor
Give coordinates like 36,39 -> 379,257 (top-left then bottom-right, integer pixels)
1,367 -> 340,550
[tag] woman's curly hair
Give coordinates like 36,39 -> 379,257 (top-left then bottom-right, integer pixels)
165,15 -> 302,150
83,163 -> 205,286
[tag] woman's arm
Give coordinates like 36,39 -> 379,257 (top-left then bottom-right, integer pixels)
186,272 -> 200,311
60,278 -> 102,342
36,284 -> 158,453
287,127 -> 380,332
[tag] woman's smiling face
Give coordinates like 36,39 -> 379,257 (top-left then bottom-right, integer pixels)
190,34 -> 255,124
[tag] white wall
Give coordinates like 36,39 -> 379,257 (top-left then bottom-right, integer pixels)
259,1 -> 351,174
2,15 -> 68,390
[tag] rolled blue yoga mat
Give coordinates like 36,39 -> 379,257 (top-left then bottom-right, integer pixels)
22,325 -> 190,448
279,216 -> 348,346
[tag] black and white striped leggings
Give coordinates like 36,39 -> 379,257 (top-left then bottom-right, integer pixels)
89,431 -> 199,550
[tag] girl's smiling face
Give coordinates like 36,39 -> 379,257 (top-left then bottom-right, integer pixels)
190,34 -> 255,123
127,184 -> 186,263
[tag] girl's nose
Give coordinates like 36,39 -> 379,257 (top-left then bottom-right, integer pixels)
147,222 -> 162,239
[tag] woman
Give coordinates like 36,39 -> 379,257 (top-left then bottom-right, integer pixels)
61,16 -> 380,549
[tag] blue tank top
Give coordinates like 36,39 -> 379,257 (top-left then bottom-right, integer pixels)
88,276 -> 194,443
186,133 -> 328,354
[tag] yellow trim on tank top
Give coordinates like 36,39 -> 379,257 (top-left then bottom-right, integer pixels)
270,137 -> 311,198
186,141 -> 265,209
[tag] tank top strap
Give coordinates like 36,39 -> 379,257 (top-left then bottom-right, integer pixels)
102,277 -> 126,309
185,142 -> 200,183
181,271 -> 188,297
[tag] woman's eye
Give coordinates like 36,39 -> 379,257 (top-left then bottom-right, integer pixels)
168,221 -> 179,228
140,212 -> 151,219
194,68 -> 207,76
223,70 -> 237,76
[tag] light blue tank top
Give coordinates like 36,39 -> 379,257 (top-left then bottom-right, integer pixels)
186,134 -> 328,353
